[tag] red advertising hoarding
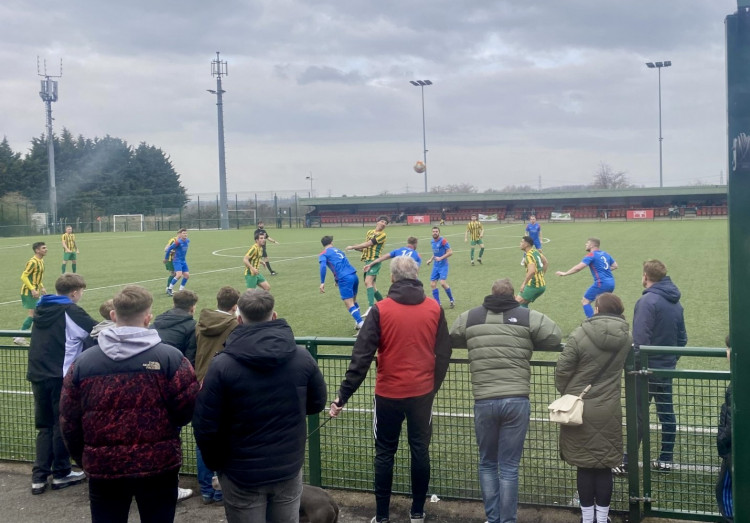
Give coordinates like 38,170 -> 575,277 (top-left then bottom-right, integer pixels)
626,209 -> 654,220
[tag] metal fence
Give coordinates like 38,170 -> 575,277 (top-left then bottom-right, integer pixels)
0,332 -> 729,522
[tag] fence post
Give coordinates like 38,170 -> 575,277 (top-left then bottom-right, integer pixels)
305,339 -> 323,487
624,349 -> 642,522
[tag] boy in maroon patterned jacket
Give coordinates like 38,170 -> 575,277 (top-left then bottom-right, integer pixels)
60,285 -> 199,523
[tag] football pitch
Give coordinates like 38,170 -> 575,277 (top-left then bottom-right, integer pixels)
0,219 -> 729,361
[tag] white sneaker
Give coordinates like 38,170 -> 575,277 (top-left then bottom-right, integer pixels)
356,321 -> 364,330
13,337 -> 29,346
177,487 -> 193,501
51,470 -> 86,490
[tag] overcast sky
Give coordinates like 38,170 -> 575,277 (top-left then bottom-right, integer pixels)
0,1 -> 738,198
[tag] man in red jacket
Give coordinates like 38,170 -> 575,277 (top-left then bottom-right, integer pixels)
330,256 -> 452,523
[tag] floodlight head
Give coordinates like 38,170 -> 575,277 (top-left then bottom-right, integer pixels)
410,81 -> 419,86
664,60 -> 672,67
423,80 -> 433,85
646,62 -> 656,68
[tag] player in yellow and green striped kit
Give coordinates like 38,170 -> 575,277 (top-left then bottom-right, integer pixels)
16,242 -> 48,344
162,235 -> 178,287
346,215 -> 388,314
465,214 -> 485,265
516,235 -> 548,307
243,231 -> 271,290
61,225 -> 78,273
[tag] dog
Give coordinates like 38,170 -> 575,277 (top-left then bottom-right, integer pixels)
212,476 -> 339,523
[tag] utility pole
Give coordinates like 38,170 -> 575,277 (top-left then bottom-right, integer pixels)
208,52 -> 229,230
37,58 -> 62,233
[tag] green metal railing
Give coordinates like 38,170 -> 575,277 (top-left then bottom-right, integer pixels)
0,331 -> 729,521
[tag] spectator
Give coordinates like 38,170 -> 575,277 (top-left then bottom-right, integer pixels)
449,277 -> 561,523
716,335 -> 733,522
90,299 -> 115,340
60,285 -> 199,523
27,273 -> 96,495
555,293 -> 631,523
193,286 -> 240,504
151,289 -> 199,365
329,256 -> 452,523
193,289 -> 327,523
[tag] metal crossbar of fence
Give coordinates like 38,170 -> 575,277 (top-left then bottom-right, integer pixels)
0,332 -> 729,522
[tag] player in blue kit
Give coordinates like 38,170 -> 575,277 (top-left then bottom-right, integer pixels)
164,228 -> 190,296
363,236 -> 421,272
319,236 -> 364,330
426,227 -> 455,308
556,237 -> 618,317
525,215 -> 542,250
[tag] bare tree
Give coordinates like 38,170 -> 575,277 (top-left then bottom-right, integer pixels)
430,184 -> 478,193
591,162 -> 630,189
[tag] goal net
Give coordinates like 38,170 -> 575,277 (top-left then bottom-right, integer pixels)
112,214 -> 145,232
228,209 -> 257,228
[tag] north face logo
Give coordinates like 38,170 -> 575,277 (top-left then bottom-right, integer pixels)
508,317 -> 518,323
143,361 -> 161,370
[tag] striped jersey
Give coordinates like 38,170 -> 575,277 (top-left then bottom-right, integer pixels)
61,233 -> 77,252
466,220 -> 483,241
164,237 -> 177,262
20,256 -> 45,296
523,248 -> 546,288
360,229 -> 387,261
244,244 -> 263,275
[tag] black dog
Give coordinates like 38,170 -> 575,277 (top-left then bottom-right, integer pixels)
300,484 -> 339,523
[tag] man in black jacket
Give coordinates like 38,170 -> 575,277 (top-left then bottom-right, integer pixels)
151,289 -> 199,365
193,289 -> 327,523
27,273 -> 97,495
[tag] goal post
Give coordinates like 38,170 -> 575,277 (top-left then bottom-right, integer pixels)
112,214 -> 145,232
228,208 -> 257,228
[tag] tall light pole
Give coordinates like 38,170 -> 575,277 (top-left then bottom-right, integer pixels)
410,79 -> 432,193
645,60 -> 671,188
208,52 -> 229,230
306,173 -> 314,198
38,58 -> 61,232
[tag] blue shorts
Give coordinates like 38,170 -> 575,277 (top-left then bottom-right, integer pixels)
430,264 -> 449,282
173,260 -> 189,273
532,238 -> 541,249
584,281 -> 615,301
337,273 -> 359,300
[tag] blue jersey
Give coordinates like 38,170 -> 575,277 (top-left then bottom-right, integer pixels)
319,247 -> 357,284
166,237 -> 189,262
582,249 -> 616,287
431,237 -> 451,267
389,246 -> 422,267
526,222 -> 541,243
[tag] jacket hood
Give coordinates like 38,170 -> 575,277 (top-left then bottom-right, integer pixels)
643,276 -> 681,304
33,295 -> 73,328
152,308 -> 195,330
482,294 -> 521,313
580,314 -> 631,353
90,320 -> 115,338
386,279 -> 426,305
197,308 -> 237,337
97,327 -> 163,361
223,318 -> 297,369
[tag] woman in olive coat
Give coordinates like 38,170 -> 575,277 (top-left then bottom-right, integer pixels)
555,293 -> 632,523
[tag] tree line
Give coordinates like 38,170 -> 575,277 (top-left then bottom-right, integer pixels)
0,129 -> 188,222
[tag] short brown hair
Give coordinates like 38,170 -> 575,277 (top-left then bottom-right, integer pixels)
172,289 -> 199,311
643,259 -> 667,283
407,236 -> 418,247
377,215 -> 389,224
98,299 -> 114,320
587,237 -> 601,247
594,292 -> 625,317
491,278 -> 515,296
237,289 -> 275,323
55,274 -> 87,295
216,286 -> 240,312
113,285 -> 153,324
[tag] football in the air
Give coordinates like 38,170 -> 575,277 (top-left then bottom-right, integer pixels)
413,161 -> 426,174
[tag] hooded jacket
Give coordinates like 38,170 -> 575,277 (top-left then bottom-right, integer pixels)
336,278 -> 452,405
151,307 -> 197,364
27,294 -> 97,382
450,294 -> 562,400
59,327 -> 198,479
194,308 -> 238,382
192,318 -> 327,488
632,276 -> 687,369
555,314 -> 632,468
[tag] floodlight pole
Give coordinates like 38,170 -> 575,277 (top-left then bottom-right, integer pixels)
645,61 -> 671,188
306,173 -> 314,198
410,80 -> 432,193
209,52 -> 229,230
38,58 -> 61,233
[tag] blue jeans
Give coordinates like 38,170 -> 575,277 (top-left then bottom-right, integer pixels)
474,397 -> 530,523
636,376 -> 676,463
196,446 -> 222,501
220,470 -> 302,523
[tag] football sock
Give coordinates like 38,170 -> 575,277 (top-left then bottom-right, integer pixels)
72,264 -> 77,273
169,278 -> 178,288
181,278 -> 188,287
266,262 -> 274,272
595,505 -> 610,523
470,248 -> 475,260
479,247 -> 485,258
367,287 -> 375,307
21,316 -> 33,330
167,275 -> 173,286
349,305 -> 363,324
374,290 -> 383,301
520,302 -> 529,309
581,505 -> 595,523
583,303 -> 594,317
445,288 -> 454,302
432,288 -> 440,304
61,264 -> 66,273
